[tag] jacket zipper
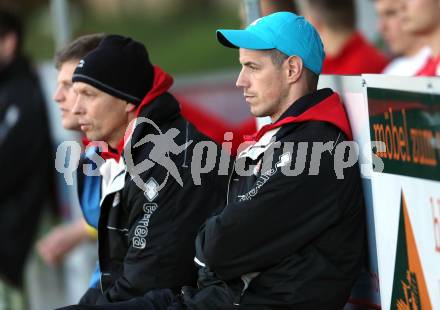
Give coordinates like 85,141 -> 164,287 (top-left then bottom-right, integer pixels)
226,161 -> 236,205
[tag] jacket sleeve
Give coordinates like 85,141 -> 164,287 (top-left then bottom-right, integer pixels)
198,141 -> 350,281
0,77 -> 52,193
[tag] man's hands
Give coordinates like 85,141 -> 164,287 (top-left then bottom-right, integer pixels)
36,218 -> 93,266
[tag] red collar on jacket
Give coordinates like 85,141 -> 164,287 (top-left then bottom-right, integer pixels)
244,92 -> 353,143
415,54 -> 440,76
83,65 -> 174,161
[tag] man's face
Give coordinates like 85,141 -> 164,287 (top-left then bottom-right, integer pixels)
53,61 -> 80,130
236,48 -> 289,121
401,0 -> 440,35
0,32 -> 17,69
375,0 -> 412,55
72,82 -> 134,147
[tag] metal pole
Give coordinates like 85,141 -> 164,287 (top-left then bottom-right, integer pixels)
243,0 -> 261,26
50,0 -> 71,51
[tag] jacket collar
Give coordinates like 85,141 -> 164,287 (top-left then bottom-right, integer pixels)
245,88 -> 353,143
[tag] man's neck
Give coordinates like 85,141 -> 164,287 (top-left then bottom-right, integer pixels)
404,41 -> 427,57
417,24 -> 440,56
107,137 -> 122,151
428,25 -> 440,56
270,87 -> 314,123
0,54 -> 16,74
107,113 -> 137,150
321,28 -> 354,58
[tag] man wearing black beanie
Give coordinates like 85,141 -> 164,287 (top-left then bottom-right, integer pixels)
66,35 -> 227,305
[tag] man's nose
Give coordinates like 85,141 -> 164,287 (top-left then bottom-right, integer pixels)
53,86 -> 64,103
236,68 -> 249,89
72,96 -> 84,115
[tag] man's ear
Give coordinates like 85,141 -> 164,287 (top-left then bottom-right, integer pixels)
126,102 -> 137,113
286,55 -> 303,83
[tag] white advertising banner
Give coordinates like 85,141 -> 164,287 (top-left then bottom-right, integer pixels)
319,75 -> 440,310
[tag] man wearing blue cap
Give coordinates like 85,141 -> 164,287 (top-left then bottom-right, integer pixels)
186,11 -> 364,310
63,12 -> 365,310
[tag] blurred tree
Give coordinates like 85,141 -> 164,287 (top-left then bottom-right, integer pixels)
180,0 -> 216,13
0,0 -> 48,18
76,0 -> 224,18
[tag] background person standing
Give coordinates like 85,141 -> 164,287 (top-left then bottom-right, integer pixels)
0,8 -> 55,310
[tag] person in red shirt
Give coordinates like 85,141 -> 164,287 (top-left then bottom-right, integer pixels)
374,0 -> 431,76
401,0 -> 440,76
299,0 -> 389,74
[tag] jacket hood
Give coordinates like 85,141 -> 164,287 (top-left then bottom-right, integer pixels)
245,90 -> 353,143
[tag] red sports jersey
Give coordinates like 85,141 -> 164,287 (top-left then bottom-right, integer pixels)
322,32 -> 389,75
415,54 -> 440,76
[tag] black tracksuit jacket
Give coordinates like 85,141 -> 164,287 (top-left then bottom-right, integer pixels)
85,92 -> 228,304
0,56 -> 54,288
184,88 -> 366,310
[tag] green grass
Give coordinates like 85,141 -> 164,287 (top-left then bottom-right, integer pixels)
24,7 -> 242,75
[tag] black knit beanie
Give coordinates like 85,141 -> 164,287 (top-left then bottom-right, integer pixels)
72,34 -> 154,105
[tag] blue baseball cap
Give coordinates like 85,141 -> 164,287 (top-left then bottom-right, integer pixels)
217,12 -> 325,75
